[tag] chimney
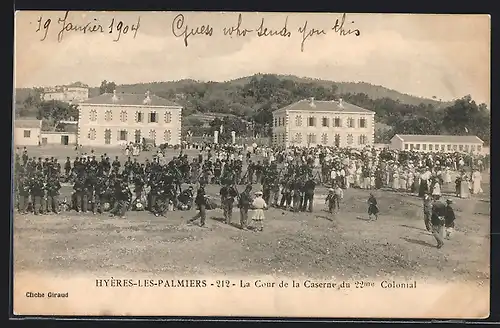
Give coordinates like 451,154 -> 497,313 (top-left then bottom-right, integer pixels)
143,90 -> 151,105
111,89 -> 118,102
309,97 -> 316,107
338,98 -> 344,108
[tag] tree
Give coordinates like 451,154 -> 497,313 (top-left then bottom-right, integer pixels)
99,80 -> 117,94
37,100 -> 79,122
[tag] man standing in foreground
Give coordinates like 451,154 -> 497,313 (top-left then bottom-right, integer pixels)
238,184 -> 253,230
188,186 -> 207,227
430,195 -> 447,249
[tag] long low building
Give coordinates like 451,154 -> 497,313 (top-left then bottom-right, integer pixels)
390,134 -> 484,154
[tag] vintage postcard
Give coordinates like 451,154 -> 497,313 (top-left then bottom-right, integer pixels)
12,11 -> 490,318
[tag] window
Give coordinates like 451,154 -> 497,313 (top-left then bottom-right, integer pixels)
459,145 -> 464,151
119,130 -> 128,141
334,134 -> 340,147
136,111 -> 143,123
347,134 -> 353,145
281,134 -> 286,143
477,145 -> 482,152
165,112 -> 172,123
410,144 -> 415,150
23,130 -> 31,138
359,118 -> 366,128
415,144 -> 421,150
447,144 -> 452,151
295,115 -> 303,126
273,133 -> 278,144
89,109 -> 97,121
465,145 -> 469,152
359,135 -> 367,145
164,130 -> 172,142
333,117 -> 341,127
149,129 -> 156,141
274,118 -> 278,127
471,145 -> 476,151
105,110 -> 112,121
279,117 -> 283,126
307,133 -> 316,144
453,145 -> 458,151
308,117 -> 315,127
104,129 -> 111,144
294,133 -> 302,143
88,128 -> 96,140
322,117 -> 329,127
423,144 -> 427,150
120,110 -> 127,122
149,112 -> 157,123
347,118 -> 355,128
440,145 -> 445,151
321,133 -> 328,144
404,144 -> 409,150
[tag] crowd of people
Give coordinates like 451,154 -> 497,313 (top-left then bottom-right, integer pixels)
14,143 -> 488,238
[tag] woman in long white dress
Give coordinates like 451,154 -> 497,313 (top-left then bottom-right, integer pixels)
460,173 -> 470,198
443,166 -> 452,184
471,169 -> 483,194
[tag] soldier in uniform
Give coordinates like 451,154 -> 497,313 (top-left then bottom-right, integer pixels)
292,178 -> 303,212
18,174 -> 31,214
46,174 -> 62,214
73,171 -> 87,212
30,172 -> 46,215
110,177 -> 132,218
302,175 -> 316,212
237,184 -> 253,230
188,186 -> 207,227
431,195 -> 447,249
220,178 -> 239,225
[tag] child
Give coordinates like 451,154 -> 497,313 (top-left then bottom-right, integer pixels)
334,184 -> 343,211
367,193 -> 379,221
325,188 -> 336,214
250,191 -> 267,232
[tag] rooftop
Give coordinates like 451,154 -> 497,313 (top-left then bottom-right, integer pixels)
80,92 -> 181,107
15,119 -> 42,129
276,98 -> 374,114
394,134 -> 483,144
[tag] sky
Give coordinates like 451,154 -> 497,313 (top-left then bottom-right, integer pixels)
15,11 -> 491,106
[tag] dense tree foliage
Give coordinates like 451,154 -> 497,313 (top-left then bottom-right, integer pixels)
15,74 -> 490,145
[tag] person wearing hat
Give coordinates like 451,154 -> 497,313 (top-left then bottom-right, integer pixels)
237,184 -> 253,230
187,186 -> 207,227
422,193 -> 433,232
444,199 -> 456,240
430,195 -> 446,248
250,191 -> 267,232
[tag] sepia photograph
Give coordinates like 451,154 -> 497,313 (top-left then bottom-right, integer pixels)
12,11 -> 490,318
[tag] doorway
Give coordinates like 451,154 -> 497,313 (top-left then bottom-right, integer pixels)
61,135 -> 69,145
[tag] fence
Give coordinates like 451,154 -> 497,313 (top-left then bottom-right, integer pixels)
187,136 -> 271,146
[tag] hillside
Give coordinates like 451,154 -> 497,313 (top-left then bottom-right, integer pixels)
15,74 -> 449,108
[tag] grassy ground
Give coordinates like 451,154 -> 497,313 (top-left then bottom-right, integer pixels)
13,146 -> 490,283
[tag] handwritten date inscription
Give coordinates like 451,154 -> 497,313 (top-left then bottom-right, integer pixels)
35,11 -> 141,43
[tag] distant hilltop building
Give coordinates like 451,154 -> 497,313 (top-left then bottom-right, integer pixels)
42,82 -> 89,103
272,97 -> 375,148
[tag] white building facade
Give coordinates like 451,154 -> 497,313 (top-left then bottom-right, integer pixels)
272,98 -> 375,148
390,134 -> 484,154
14,119 -> 42,146
78,91 -> 183,147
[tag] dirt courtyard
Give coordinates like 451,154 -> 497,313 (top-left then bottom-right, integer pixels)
13,186 -> 490,284
13,145 -> 490,284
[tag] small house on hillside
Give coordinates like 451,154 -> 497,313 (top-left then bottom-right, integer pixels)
14,119 -> 42,146
390,134 -> 484,154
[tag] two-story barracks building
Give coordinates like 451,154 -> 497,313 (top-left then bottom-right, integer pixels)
78,91 -> 183,147
272,97 -> 375,148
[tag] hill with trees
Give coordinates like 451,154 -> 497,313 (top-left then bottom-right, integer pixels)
14,74 -> 490,144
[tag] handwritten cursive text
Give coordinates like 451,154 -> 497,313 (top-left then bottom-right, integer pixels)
172,14 -> 214,47
223,13 -> 253,37
332,13 -> 360,37
298,20 -> 327,52
256,17 -> 291,38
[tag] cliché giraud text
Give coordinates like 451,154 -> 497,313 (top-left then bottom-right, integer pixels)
94,278 -> 418,289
